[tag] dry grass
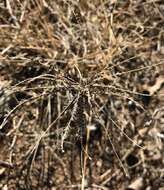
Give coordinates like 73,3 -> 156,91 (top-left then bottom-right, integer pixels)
0,0 -> 164,189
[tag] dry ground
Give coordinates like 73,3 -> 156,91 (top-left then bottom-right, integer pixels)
0,0 -> 164,190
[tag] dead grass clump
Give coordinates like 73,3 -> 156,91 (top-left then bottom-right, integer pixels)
0,0 -> 164,189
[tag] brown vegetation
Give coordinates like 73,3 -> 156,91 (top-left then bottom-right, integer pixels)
0,0 -> 164,189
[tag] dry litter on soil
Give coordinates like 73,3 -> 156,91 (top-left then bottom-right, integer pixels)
0,0 -> 164,190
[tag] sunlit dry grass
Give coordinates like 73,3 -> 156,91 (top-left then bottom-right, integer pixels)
0,0 -> 163,189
